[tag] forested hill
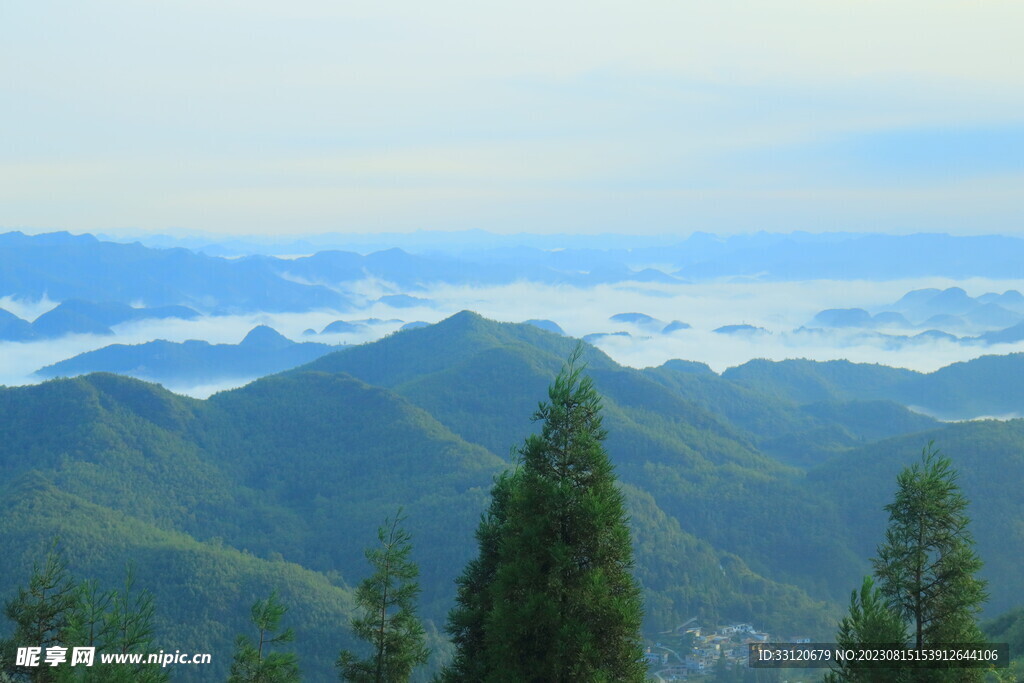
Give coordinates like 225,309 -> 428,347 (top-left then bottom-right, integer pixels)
723,354 -> 1024,419
1,311 -> 1022,679
34,325 -> 338,385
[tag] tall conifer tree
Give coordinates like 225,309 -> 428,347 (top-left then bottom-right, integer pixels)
0,550 -> 76,683
229,590 -> 300,683
439,471 -> 518,682
825,576 -> 908,683
338,511 -> 428,683
446,345 -> 645,681
871,443 -> 988,682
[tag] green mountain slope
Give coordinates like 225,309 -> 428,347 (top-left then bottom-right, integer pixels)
807,419 -> 1024,616
200,370 -> 505,618
898,353 -> 1024,418
983,607 -> 1024,672
295,313 -> 862,604
297,310 -> 587,388
722,353 -> 1024,419
3,312 -> 1022,679
722,358 -> 918,404
644,362 -> 940,467
0,372 -> 485,679
643,361 -> 816,439
0,331 -> 839,681
0,476 -> 359,682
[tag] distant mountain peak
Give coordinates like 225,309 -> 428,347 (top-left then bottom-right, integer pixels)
370,247 -> 408,256
240,325 -> 292,348
610,312 -> 660,326
662,320 -> 692,334
376,294 -> 433,308
659,359 -> 714,375
714,324 -> 767,335
441,310 -> 485,326
522,319 -> 565,335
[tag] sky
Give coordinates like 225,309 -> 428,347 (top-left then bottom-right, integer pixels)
2,0 -> 1023,237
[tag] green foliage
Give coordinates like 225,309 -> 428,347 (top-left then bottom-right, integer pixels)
722,358 -> 917,405
646,361 -> 939,467
5,314 -> 1024,679
338,512 -> 429,683
982,607 -> 1024,680
87,566 -> 168,682
624,483 -> 835,639
456,346 -> 646,681
807,419 -> 1024,618
440,472 -> 518,682
825,576 -> 907,682
1,548 -> 77,683
384,325 -> 849,632
896,353 -> 1024,419
872,443 -> 988,681
337,316 -> 853,626
0,657 -> 15,683
722,353 -> 1024,421
0,551 -> 167,683
799,400 -> 937,444
229,590 -> 300,682
983,607 -> 1024,662
63,580 -> 112,655
0,479 -> 356,682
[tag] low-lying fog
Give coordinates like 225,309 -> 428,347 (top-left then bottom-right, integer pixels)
4,276 -> 1024,399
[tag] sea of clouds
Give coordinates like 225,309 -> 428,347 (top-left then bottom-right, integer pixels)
3,276 -> 1024,398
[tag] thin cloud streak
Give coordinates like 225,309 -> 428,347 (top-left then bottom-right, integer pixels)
3,1 -> 1023,234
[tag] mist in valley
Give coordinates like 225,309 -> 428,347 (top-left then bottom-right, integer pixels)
6,275 -> 1024,399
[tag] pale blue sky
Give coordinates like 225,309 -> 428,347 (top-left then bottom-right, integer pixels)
2,0 -> 1022,236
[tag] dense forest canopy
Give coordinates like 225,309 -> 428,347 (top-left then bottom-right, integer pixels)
1,312 -> 1021,678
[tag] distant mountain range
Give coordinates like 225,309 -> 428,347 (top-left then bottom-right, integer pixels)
7,232 -> 1024,318
730,286 -> 1024,357
523,285 -> 1024,349
0,231 -> 685,315
0,299 -> 198,341
3,311 -> 1023,679
808,287 -> 1024,343
38,313 -> 1024,423
103,229 -> 1024,282
34,325 -> 338,385
0,231 -> 347,312
33,319 -> 573,384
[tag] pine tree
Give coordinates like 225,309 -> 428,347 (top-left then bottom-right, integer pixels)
0,549 -> 77,683
98,566 -> 168,682
825,576 -> 908,683
454,345 -> 645,682
439,471 -> 518,682
871,443 -> 989,681
229,590 -> 300,683
338,511 -> 429,683
1,554 -> 167,683
63,580 -> 114,656
0,657 -> 15,683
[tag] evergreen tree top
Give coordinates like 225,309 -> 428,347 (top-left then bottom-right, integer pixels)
521,343 -> 612,486
446,344 -> 645,682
